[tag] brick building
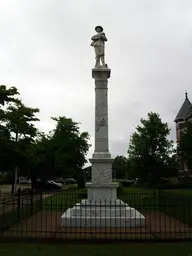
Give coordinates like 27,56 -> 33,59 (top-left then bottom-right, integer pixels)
174,92 -> 192,175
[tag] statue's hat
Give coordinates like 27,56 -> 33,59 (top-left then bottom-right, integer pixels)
95,26 -> 103,32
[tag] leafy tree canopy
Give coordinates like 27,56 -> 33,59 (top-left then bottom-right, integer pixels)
32,116 -> 90,186
112,156 -> 129,179
127,112 -> 175,186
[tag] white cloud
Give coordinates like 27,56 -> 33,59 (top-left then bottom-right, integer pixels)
0,0 -> 192,159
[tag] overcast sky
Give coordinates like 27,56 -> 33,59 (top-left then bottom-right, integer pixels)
1,0 -> 192,161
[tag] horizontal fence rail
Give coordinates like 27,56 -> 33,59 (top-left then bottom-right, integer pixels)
0,189 -> 191,242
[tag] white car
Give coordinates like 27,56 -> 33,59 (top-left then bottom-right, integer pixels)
19,177 -> 31,184
48,180 -> 63,187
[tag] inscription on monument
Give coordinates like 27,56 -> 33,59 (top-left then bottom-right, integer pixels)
96,102 -> 107,113
96,118 -> 107,132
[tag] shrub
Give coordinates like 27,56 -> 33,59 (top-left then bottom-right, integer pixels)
78,188 -> 87,199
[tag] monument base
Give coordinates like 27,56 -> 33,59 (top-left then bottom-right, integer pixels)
61,198 -> 145,228
86,182 -> 118,201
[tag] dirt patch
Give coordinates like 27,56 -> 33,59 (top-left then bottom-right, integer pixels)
2,210 -> 192,241
0,194 -> 42,216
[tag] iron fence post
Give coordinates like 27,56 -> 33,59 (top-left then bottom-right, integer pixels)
40,190 -> 43,211
30,189 -> 33,216
158,187 -> 161,212
17,188 -> 21,222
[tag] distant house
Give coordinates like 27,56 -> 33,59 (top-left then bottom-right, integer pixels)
174,92 -> 192,176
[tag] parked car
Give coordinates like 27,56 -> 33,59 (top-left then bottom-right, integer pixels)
48,180 -> 63,187
33,180 -> 63,191
19,177 -> 31,184
55,177 -> 65,184
63,178 -> 77,185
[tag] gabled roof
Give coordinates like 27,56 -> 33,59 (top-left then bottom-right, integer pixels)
174,92 -> 192,122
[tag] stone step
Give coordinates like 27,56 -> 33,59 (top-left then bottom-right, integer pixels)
61,204 -> 145,228
80,199 -> 127,206
71,205 -> 138,217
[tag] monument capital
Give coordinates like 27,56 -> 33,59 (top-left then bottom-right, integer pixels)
92,68 -> 111,80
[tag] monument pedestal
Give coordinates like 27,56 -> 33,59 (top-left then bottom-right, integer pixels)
61,66 -> 145,228
61,199 -> 145,227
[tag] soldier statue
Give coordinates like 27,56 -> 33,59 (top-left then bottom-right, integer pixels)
91,26 -> 108,68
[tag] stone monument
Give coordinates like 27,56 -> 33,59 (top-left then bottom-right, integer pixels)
61,26 -> 145,227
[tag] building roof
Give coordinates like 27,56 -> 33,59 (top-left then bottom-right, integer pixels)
185,104 -> 192,121
174,92 -> 192,122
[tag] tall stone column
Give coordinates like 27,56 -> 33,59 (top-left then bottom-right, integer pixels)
92,68 -> 111,158
86,68 -> 118,202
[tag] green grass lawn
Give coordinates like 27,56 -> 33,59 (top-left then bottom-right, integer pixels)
164,189 -> 192,198
124,187 -> 156,193
124,187 -> 192,198
43,188 -> 158,206
0,243 -> 192,256
42,187 -> 192,213
43,189 -> 80,211
42,188 -> 159,214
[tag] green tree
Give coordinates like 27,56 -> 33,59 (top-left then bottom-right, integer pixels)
6,101 -> 40,192
178,121 -> 192,170
0,85 -> 20,106
0,85 -> 20,170
112,156 -> 129,179
127,112 -> 174,187
32,117 -> 90,187
6,101 -> 39,142
0,85 -> 40,192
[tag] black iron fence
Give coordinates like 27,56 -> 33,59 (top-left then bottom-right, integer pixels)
0,189 -> 191,242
